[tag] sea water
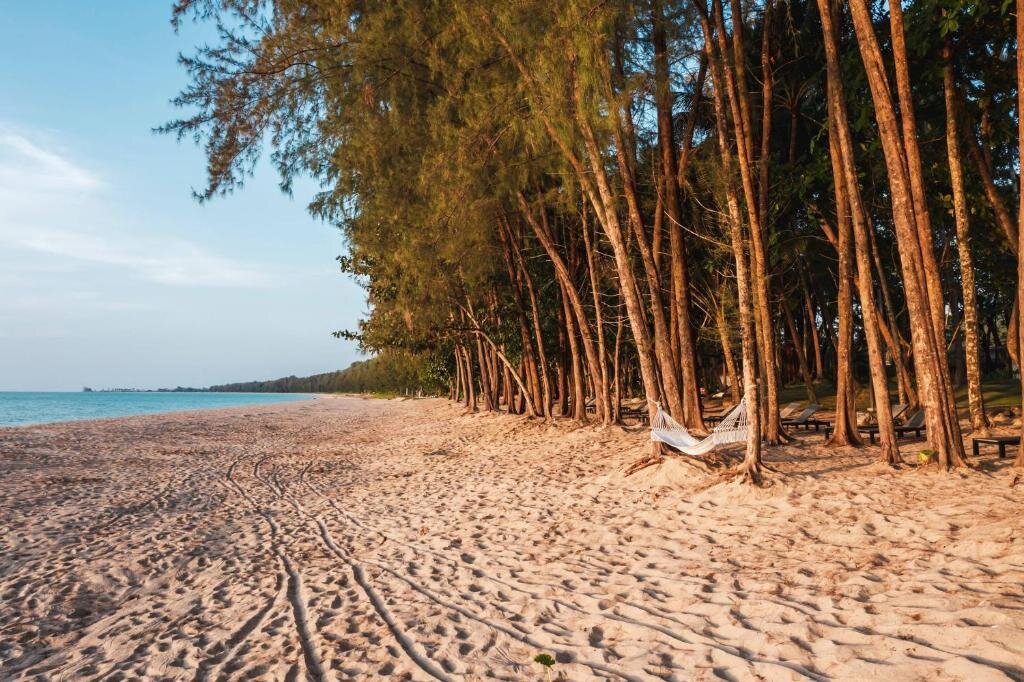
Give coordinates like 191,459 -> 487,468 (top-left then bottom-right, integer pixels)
0,392 -> 311,427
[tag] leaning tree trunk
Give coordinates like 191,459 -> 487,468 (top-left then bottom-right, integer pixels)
581,204 -> 612,425
483,15 -> 663,423
507,221 -> 554,419
652,0 -> 704,430
819,0 -> 899,462
713,0 -> 782,445
943,42 -> 988,436
518,195 -> 608,422
849,0 -> 966,469
698,2 -> 762,480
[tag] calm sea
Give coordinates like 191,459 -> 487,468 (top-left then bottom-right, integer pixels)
0,392 -> 311,427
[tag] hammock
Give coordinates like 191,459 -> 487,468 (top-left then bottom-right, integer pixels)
651,398 -> 748,456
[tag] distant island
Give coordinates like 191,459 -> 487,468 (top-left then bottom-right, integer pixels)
83,387 -> 205,393
82,352 -> 442,396
209,353 -> 441,395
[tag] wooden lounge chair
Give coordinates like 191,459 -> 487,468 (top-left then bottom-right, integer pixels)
704,402 -> 737,425
781,405 -> 824,430
894,409 -> 926,440
855,404 -> 909,443
972,435 -> 1021,459
859,408 -> 924,444
779,401 -> 802,419
584,397 -> 597,414
621,402 -> 650,425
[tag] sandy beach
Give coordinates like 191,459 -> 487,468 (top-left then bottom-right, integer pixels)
1,396 -> 1022,680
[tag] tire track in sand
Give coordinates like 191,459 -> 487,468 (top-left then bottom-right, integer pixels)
223,452 -> 325,681
255,455 -> 452,681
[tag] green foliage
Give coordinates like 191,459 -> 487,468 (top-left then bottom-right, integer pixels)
534,653 -> 556,667
210,352 -> 447,395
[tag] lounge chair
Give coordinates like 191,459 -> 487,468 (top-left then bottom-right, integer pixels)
779,401 -> 802,419
704,402 -> 737,425
584,397 -> 597,414
894,409 -> 926,440
782,405 -> 824,430
621,402 -> 650,425
859,408 -> 923,444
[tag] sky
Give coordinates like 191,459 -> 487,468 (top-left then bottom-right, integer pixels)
0,2 -> 365,391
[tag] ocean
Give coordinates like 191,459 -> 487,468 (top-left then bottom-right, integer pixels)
0,392 -> 312,427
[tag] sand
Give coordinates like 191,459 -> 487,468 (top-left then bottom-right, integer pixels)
1,396 -> 1022,681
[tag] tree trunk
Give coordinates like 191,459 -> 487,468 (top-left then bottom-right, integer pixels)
713,0 -> 782,445
561,285 -> 586,421
849,0 -> 966,469
497,220 -> 543,417
518,195 -> 608,422
866,212 -> 916,408
824,117 -> 861,447
943,42 -> 988,436
507,221 -> 554,419
484,14 -> 662,423
581,204 -> 612,425
715,292 -> 742,405
801,270 -> 824,380
821,0 -> 898,461
652,0 -> 704,429
697,2 -> 762,480
1016,0 -> 1024,468
783,302 -> 818,404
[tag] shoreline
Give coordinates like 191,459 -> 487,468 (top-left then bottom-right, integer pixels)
0,392 -> 321,430
2,397 -> 1022,679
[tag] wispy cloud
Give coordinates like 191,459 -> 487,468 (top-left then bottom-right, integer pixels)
0,125 -> 273,288
2,225 -> 272,287
0,128 -> 101,193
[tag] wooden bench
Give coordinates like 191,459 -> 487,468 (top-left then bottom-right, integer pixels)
972,436 -> 1020,459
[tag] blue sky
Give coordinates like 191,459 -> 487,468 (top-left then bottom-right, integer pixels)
0,2 -> 364,391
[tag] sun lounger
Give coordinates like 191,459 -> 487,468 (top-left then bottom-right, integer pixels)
621,402 -> 650,425
781,405 -> 823,430
704,402 -> 737,425
893,409 -> 926,440
779,402 -> 802,419
859,408 -> 924,444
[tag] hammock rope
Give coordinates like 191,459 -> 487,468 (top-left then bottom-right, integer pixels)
650,398 -> 748,456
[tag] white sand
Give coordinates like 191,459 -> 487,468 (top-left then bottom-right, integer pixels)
1,396 -> 1022,680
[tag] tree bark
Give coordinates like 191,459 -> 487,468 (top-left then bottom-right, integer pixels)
849,0 -> 966,468
1016,0 -> 1024,468
561,284 -> 586,421
715,294 -> 742,405
821,0 -> 898,461
713,0 -> 782,444
652,0 -> 704,429
518,195 -> 608,422
696,2 -> 762,480
942,42 -> 988,436
824,116 -> 861,447
581,204 -> 612,425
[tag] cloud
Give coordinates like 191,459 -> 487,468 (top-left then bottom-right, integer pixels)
0,125 -> 273,289
2,225 -> 272,287
0,128 -> 101,193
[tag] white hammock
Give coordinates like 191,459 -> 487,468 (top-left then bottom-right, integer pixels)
651,398 -> 748,456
